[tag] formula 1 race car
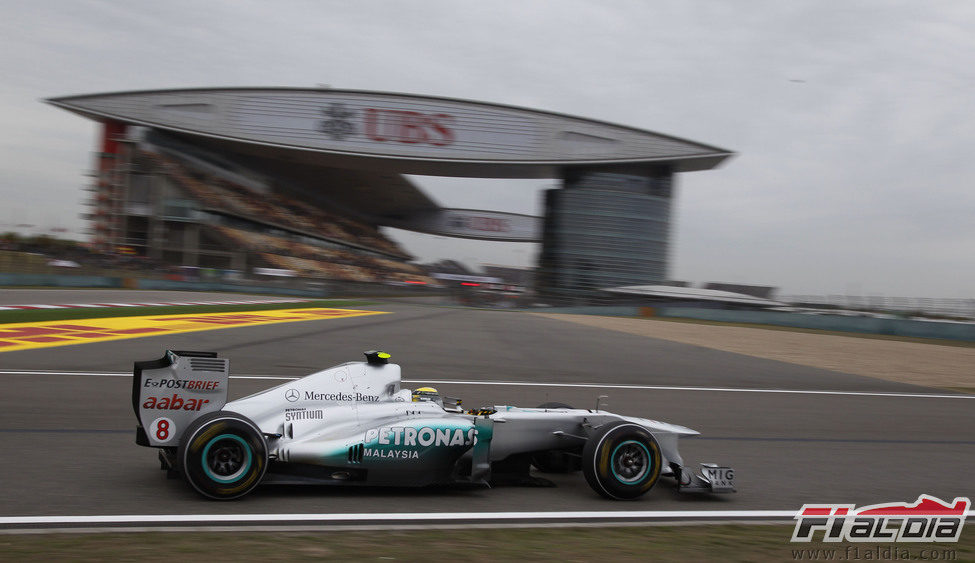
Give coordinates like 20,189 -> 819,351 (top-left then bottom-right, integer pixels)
132,350 -> 736,500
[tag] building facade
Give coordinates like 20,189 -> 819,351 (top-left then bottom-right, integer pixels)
537,169 -> 675,302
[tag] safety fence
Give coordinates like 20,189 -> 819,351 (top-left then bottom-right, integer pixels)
0,272 -> 441,299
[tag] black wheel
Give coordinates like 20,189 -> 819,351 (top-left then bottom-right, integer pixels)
531,403 -> 579,473
583,421 -> 662,500
178,411 -> 268,500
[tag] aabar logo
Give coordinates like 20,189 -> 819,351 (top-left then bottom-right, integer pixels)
142,394 -> 210,411
792,495 -> 970,543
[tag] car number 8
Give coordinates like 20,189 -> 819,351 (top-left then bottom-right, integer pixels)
151,417 -> 175,443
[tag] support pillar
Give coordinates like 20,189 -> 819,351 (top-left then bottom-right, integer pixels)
536,167 -> 675,303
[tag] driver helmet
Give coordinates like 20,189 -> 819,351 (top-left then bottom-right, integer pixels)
412,386 -> 441,405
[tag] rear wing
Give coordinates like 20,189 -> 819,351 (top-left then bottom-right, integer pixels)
133,350 -> 229,447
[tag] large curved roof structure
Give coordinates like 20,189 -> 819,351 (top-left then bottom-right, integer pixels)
46,87 -> 733,178
604,285 -> 785,308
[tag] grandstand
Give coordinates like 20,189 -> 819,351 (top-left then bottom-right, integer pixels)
100,138 -> 433,285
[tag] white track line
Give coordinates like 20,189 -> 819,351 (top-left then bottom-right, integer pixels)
3,510 -> 973,525
0,511 -> 791,525
0,370 -> 970,399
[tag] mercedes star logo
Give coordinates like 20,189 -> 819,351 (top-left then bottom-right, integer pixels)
285,388 -> 300,402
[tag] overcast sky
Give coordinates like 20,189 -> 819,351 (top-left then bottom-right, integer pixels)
1,0 -> 972,297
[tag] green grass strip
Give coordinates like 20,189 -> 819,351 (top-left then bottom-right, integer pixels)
0,299 -> 373,325
0,525 -> 972,561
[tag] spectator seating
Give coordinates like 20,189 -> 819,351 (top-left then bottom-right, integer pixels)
138,150 -> 431,284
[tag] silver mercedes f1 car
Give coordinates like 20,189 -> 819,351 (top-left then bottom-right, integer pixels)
132,350 -> 735,500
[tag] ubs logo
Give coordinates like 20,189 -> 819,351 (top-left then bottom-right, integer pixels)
285,388 -> 300,402
319,103 -> 356,140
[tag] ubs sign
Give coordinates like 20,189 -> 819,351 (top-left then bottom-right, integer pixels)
447,214 -> 510,233
320,102 -> 455,147
434,209 -> 539,241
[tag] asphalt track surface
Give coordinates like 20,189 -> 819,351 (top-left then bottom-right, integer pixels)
1,291 -> 972,528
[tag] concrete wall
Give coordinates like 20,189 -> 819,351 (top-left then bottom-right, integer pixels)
134,278 -> 326,297
0,273 -> 328,297
533,306 -> 642,317
0,272 -> 442,300
0,273 -> 120,288
654,307 -> 975,342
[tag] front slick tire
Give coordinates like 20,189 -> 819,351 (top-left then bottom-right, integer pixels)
179,411 -> 267,500
583,421 -> 662,500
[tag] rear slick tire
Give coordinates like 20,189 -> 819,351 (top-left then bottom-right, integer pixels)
583,421 -> 662,500
178,411 -> 268,500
